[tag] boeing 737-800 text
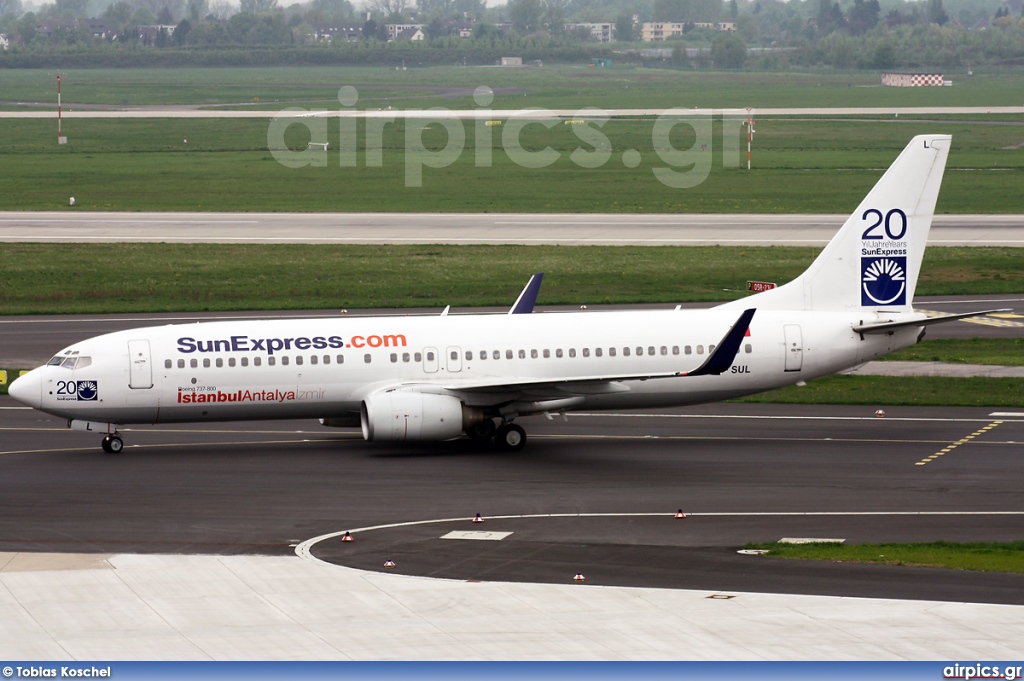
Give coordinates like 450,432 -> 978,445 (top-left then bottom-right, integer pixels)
8,135 -> 1006,452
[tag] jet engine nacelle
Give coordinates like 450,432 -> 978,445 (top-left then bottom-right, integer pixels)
361,391 -> 480,442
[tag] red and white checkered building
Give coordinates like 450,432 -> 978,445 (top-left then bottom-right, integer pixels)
882,73 -> 945,87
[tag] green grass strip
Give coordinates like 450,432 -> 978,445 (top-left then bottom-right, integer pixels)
731,375 -> 1022,407
1,244 -> 1021,315
884,338 -> 1024,366
745,541 -> 1024,574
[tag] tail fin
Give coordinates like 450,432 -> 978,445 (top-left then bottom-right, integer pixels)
721,135 -> 951,313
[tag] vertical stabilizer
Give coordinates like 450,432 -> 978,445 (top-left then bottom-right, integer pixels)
720,135 -> 951,312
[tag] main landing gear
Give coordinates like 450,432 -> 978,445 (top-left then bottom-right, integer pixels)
466,419 -> 526,451
101,434 -> 124,454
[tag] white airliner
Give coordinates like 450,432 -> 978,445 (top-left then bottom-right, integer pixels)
8,135 -> 1007,453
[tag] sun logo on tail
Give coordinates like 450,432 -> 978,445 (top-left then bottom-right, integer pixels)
861,257 -> 907,306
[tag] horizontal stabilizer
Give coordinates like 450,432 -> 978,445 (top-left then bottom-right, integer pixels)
680,309 -> 756,377
853,309 -> 1010,334
509,273 -> 544,315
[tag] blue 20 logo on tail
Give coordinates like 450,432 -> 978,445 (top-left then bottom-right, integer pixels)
861,257 -> 907,306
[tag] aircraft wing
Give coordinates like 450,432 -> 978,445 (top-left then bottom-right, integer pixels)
853,309 -> 1011,334
442,309 -> 756,395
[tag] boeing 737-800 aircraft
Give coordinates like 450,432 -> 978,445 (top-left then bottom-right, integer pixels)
8,135 -> 1006,453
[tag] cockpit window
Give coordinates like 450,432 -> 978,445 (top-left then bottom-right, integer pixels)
49,355 -> 91,369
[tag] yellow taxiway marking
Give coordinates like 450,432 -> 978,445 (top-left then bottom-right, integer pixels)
915,420 -> 1004,466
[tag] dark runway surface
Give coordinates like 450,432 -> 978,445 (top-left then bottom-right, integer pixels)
2,397 -> 1022,604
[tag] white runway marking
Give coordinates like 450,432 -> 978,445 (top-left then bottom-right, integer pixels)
296,511 -> 1024,566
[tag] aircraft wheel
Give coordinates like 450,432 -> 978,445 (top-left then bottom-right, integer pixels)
102,435 -> 124,454
466,419 -> 496,442
494,423 -> 526,452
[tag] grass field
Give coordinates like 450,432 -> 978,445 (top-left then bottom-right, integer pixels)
0,116 -> 1022,213
4,67 -> 1024,110
884,338 -> 1024,366
1,244 -> 1021,314
745,541 -> 1024,574
731,374 -> 1022,407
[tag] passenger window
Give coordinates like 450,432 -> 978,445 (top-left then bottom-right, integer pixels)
364,354 -> 372,363
744,343 -> 752,354
569,348 -> 576,358
450,350 -> 458,361
623,347 -> 630,357
636,347 -> 643,356
178,359 -> 185,368
254,357 -> 262,367
282,356 -> 290,366
413,353 -> 421,362
268,357 -> 276,366
402,353 -> 410,362
190,359 -> 198,368
519,350 -> 526,359
697,345 -> 704,355
164,359 -> 172,369
543,349 -> 550,358
310,355 -> 318,365
390,353 -> 397,363
685,346 -> 692,355
555,349 -> 563,358
216,358 -> 223,368
296,356 -> 303,366
203,358 -> 211,368
479,351 -> 486,361
506,350 -> 513,359
596,348 -> 603,357
493,350 -> 500,360
710,345 -> 716,352
466,351 -> 474,360
228,357 -> 236,367
324,355 -> 331,364
582,348 -> 589,357
609,347 -> 616,357
531,350 -> 538,359
241,357 -> 249,367
672,346 -> 679,355
426,351 -> 435,361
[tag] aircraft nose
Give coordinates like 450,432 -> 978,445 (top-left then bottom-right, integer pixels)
8,369 -> 42,409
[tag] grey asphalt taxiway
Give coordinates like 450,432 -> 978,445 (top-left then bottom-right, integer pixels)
1,211 -> 1021,246
2,397 -> 1023,605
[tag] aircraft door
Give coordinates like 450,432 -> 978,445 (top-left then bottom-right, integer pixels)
446,346 -> 462,373
423,347 -> 439,373
783,325 -> 803,372
127,339 -> 154,389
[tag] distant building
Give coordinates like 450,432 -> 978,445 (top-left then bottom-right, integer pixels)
640,21 -> 737,41
393,26 -> 425,41
500,56 -> 523,66
135,24 -> 176,44
564,22 -> 614,42
384,23 -> 423,40
882,73 -> 948,87
85,19 -> 117,41
0,34 -> 8,51
311,23 -> 363,42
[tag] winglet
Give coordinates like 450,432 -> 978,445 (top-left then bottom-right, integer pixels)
680,309 -> 755,377
508,273 -> 544,315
